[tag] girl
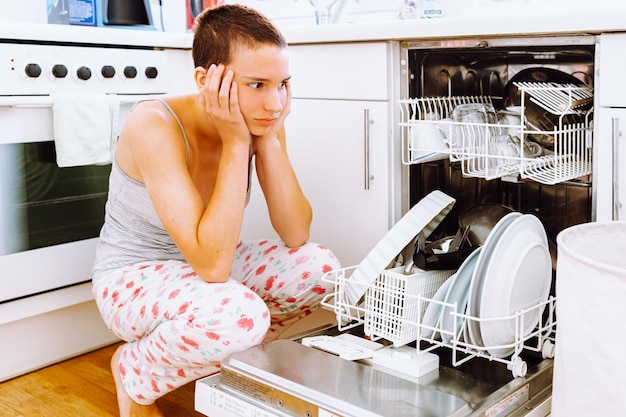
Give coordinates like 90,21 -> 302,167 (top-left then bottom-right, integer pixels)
92,5 -> 340,416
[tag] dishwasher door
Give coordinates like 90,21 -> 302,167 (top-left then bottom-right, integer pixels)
195,325 -> 554,417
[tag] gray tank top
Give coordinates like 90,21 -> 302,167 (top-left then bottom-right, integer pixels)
92,98 -> 252,278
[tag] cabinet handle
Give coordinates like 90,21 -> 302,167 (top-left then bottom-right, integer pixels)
613,117 -> 622,220
364,109 -> 374,190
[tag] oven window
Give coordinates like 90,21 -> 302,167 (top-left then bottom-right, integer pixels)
0,141 -> 110,255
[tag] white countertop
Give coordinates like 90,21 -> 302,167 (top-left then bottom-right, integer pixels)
282,3 -> 626,44
1,1 -> 625,48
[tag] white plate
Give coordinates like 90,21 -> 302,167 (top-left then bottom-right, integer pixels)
479,214 -> 551,358
420,273 -> 455,339
466,212 -> 522,347
440,247 -> 482,343
344,190 -> 455,305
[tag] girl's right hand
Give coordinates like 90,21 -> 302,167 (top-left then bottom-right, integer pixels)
199,64 -> 251,146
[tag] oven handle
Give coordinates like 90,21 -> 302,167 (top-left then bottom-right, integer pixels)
0,94 -> 165,108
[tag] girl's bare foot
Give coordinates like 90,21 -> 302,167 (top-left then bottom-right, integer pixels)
111,346 -> 164,417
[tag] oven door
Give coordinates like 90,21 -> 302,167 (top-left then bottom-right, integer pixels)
0,97 -> 139,303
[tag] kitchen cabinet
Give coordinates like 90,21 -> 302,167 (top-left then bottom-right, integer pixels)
240,42 -> 400,267
597,33 -> 626,108
287,99 -> 390,267
595,33 -> 626,221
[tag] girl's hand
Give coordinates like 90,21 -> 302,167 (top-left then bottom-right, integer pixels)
199,64 -> 251,146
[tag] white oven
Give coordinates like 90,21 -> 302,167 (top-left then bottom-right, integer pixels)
0,43 -> 171,303
0,27 -> 193,381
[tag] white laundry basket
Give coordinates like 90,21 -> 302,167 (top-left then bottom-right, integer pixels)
552,221 -> 626,417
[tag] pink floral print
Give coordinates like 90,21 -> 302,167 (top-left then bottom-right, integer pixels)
93,239 -> 339,405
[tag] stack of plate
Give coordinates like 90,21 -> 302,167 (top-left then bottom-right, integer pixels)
421,246 -> 482,344
421,212 -> 552,358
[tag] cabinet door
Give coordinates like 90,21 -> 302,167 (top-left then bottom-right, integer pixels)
597,33 -> 626,108
287,42 -> 390,101
595,107 -> 626,221
240,99 -> 391,267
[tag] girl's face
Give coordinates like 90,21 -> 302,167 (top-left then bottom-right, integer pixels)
227,44 -> 291,136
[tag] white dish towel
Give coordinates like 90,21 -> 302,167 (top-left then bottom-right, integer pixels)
51,92 -> 120,167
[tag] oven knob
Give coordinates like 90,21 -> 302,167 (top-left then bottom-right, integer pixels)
52,64 -> 68,78
101,65 -> 116,78
124,66 -> 137,79
77,66 -> 92,80
144,66 -> 158,79
25,63 -> 42,78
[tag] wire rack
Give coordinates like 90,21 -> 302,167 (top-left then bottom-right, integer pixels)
399,82 -> 593,185
320,265 -> 557,378
363,266 -> 454,347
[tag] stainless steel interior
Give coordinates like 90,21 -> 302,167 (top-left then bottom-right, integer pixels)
403,36 -> 595,244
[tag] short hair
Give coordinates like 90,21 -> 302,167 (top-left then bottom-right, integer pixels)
192,4 -> 287,69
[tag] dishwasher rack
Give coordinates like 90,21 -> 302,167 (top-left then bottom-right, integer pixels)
399,82 -> 593,184
320,265 -> 557,378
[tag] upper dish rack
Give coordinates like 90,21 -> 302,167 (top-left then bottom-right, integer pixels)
320,265 -> 556,378
399,82 -> 594,185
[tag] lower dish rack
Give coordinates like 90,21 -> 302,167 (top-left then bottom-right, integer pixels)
320,265 -> 557,378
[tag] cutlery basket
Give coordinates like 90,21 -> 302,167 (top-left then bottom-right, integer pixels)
364,266 -> 454,347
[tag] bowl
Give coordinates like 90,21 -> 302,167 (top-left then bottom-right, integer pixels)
458,204 -> 514,246
504,67 -> 588,148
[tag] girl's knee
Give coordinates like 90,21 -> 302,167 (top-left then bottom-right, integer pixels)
301,241 -> 342,271
299,242 -> 342,287
193,283 -> 271,351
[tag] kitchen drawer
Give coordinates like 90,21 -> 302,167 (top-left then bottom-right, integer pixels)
597,33 -> 626,108
288,41 -> 390,101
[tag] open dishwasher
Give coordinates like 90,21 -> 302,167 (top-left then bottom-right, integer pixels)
195,193 -> 558,417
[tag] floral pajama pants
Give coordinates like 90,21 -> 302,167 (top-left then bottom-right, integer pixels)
92,239 -> 340,405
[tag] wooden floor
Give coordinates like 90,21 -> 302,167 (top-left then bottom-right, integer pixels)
0,342 -> 203,417
0,309 -> 335,417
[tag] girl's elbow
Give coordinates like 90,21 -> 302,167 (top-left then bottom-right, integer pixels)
283,231 -> 309,248
195,263 -> 231,283
199,271 -> 230,284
